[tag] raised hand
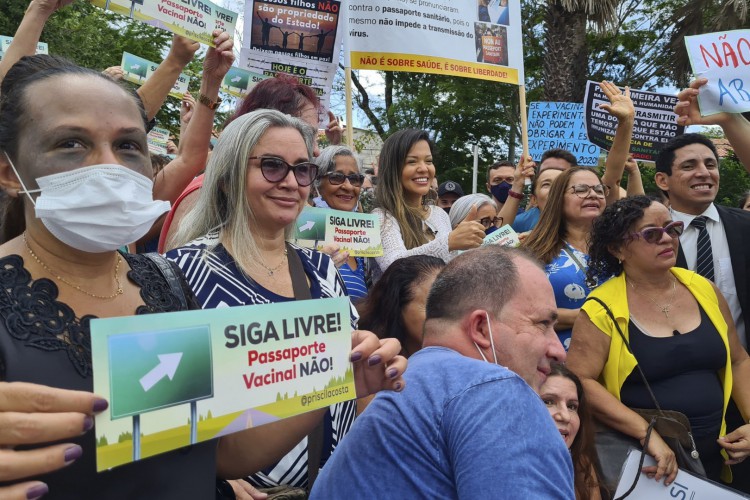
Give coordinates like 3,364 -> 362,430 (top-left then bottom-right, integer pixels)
203,30 -> 235,83
325,111 -> 343,146
598,81 -> 634,122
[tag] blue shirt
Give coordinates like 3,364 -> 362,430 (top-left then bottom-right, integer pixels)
310,347 -> 574,499
545,244 -> 593,350
337,257 -> 367,303
512,206 -> 540,233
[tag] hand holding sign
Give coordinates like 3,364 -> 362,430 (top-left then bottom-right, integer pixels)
673,78 -> 735,127
448,205 -> 485,252
29,0 -> 75,19
203,30 -> 235,84
102,65 -> 124,81
320,243 -> 349,268
167,34 -> 200,69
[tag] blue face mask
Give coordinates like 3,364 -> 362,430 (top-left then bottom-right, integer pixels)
485,226 -> 498,236
490,181 -> 512,204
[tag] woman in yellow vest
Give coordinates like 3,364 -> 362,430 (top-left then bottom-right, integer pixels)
567,196 -> 750,490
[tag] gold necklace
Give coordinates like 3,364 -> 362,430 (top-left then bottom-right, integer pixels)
627,277 -> 677,319
23,233 -> 124,300
256,248 -> 288,276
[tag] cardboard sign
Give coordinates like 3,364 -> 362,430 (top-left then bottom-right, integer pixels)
584,81 -> 684,162
685,30 -> 750,115
121,52 -> 191,98
92,296 -> 355,471
220,65 -> 269,98
614,449 -> 749,499
482,224 -> 520,248
239,0 -> 344,127
89,0 -> 237,47
528,102 -> 600,167
292,207 -> 383,257
147,127 -> 170,155
0,36 -> 48,61
346,0 -> 524,84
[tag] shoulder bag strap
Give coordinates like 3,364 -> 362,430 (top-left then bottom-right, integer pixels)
143,252 -> 188,310
284,243 -> 324,492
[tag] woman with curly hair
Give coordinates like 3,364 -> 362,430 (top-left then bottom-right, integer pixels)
567,195 -> 750,489
539,363 -> 604,500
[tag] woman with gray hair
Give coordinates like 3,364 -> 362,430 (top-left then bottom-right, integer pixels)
449,193 -> 502,233
312,145 -> 368,301
165,109 -> 406,496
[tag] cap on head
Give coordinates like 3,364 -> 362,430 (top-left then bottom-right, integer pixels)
438,181 -> 464,197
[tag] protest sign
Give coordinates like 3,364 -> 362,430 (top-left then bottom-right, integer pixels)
346,0 -> 524,84
292,207 -> 383,257
0,36 -> 48,61
89,0 -> 237,46
239,0 -> 344,125
685,30 -> 750,115
528,102 -> 600,167
482,225 -> 520,248
147,127 -> 170,154
220,65 -> 269,98
584,81 -> 684,162
92,296 -> 355,471
614,449 -> 748,499
121,52 -> 191,98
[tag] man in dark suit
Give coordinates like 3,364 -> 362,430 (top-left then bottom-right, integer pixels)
655,133 -> 750,492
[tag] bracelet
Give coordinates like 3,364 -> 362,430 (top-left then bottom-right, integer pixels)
508,190 -> 524,200
198,93 -> 222,110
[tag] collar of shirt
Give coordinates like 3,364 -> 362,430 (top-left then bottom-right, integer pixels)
670,203 -> 720,226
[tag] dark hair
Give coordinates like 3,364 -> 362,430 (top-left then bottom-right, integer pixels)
524,167 -> 599,265
376,129 -> 436,250
426,246 -> 540,323
654,133 -> 719,175
0,55 -> 148,243
546,364 -> 604,500
357,255 -> 445,356
586,195 -> 653,283
541,148 -> 578,168
486,159 -> 514,186
739,190 -> 750,209
531,165 -> 564,196
228,73 -> 320,125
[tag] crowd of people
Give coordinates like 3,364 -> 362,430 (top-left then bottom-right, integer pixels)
2,1 -> 750,499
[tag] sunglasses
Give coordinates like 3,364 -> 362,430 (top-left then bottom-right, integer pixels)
568,183 -> 610,198
248,156 -> 318,187
479,216 -> 503,229
322,171 -> 365,187
628,221 -> 684,244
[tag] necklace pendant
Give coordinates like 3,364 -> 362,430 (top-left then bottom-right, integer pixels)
662,306 -> 670,317
268,270 -> 274,276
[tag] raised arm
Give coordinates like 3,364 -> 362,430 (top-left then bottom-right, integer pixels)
624,156 -> 645,198
0,0 -> 73,83
598,82 -> 635,205
136,35 -> 199,121
497,155 -> 535,226
675,78 -> 750,172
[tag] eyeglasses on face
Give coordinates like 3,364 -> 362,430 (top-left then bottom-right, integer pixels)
568,183 -> 610,198
479,216 -> 503,229
628,221 -> 684,244
322,171 -> 365,187
248,156 -> 318,187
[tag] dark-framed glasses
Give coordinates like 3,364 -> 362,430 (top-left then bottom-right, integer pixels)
628,221 -> 684,244
322,171 -> 365,187
568,183 -> 609,198
479,216 -> 503,229
248,156 -> 318,187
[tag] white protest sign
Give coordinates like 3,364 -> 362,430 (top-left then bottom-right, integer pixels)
685,30 -> 750,115
0,36 -> 48,61
292,207 -> 382,257
482,225 -> 520,248
121,52 -> 191,98
240,0 -> 343,126
89,0 -> 237,47
220,65 -> 269,97
614,449 -> 749,499
346,0 -> 524,84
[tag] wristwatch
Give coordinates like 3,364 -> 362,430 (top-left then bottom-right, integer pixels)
198,93 -> 222,110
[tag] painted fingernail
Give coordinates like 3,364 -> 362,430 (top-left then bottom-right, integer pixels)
368,355 -> 382,366
82,416 -> 93,433
64,445 -> 83,464
395,382 -> 403,391
93,399 -> 109,413
26,483 -> 49,500
350,351 -> 362,362
387,368 -> 398,379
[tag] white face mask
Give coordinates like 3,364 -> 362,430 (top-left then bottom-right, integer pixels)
7,155 -> 170,253
474,311 -> 499,365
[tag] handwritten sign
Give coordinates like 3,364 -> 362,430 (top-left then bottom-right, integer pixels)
584,81 -> 684,162
121,52 -> 191,99
685,30 -> 750,115
220,65 -> 269,98
528,102 -> 600,167
92,296 -> 355,471
89,0 -> 237,47
292,207 -> 383,257
482,224 -> 520,248
147,127 -> 170,155
0,36 -> 48,61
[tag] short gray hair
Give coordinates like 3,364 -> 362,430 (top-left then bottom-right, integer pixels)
312,145 -> 363,191
169,109 -> 315,271
448,193 -> 497,229
426,246 -> 542,323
